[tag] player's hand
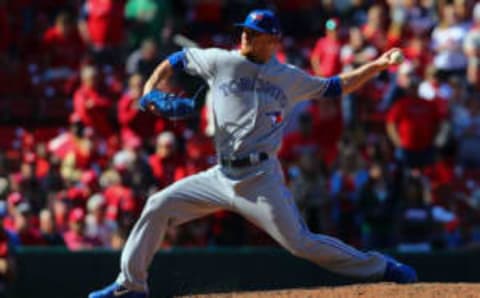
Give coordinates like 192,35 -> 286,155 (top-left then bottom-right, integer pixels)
376,48 -> 404,69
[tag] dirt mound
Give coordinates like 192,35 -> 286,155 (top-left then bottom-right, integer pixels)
181,283 -> 480,298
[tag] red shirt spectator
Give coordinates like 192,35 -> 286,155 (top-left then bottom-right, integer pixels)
48,129 -> 75,160
15,203 -> 45,246
66,186 -> 90,207
0,230 -> 9,258
79,0 -> 126,48
149,154 -> 180,189
387,97 -> 441,150
174,135 -> 214,180
117,74 -> 159,141
361,5 -> 388,51
418,66 -> 451,120
99,168 -> 139,220
0,229 -> 12,268
73,65 -> 114,138
22,152 -> 50,180
0,205 -> 15,282
55,135 -> 92,170
42,12 -> 85,69
279,131 -> 319,163
104,185 -> 136,214
423,158 -> 455,204
404,36 -> 432,77
310,19 -> 342,77
148,132 -> 182,189
52,193 -> 69,232
63,229 -> 97,250
3,193 -> 23,233
49,115 -> 95,174
308,99 -> 343,166
279,113 -> 319,163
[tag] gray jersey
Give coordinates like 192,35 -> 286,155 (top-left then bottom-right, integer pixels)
184,48 -> 333,158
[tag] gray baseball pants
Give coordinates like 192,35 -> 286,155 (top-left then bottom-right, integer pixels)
116,158 -> 387,292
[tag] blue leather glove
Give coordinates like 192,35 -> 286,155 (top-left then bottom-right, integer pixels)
139,90 -> 162,111
139,90 -> 197,120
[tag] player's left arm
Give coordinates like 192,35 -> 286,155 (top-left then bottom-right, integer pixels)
140,50 -> 203,119
339,48 -> 402,95
143,59 -> 175,96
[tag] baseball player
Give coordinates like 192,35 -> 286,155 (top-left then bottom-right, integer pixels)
89,9 -> 417,298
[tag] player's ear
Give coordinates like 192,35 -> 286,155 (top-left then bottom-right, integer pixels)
273,34 -> 281,44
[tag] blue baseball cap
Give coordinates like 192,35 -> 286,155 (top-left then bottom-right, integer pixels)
235,9 -> 281,35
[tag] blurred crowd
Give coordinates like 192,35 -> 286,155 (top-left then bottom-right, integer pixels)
0,0 -> 480,273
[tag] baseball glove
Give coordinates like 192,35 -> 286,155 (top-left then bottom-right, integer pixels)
139,90 -> 197,120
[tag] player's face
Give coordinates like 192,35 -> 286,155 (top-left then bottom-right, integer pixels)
240,28 -> 279,62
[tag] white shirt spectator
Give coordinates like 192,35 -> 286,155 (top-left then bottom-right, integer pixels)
85,194 -> 118,247
463,3 -> 480,59
431,25 -> 468,70
464,30 -> 480,56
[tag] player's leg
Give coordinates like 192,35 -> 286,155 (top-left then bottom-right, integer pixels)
89,166 -> 231,297
232,162 -> 416,282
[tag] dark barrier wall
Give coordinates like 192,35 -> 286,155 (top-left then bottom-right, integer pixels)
7,247 -> 480,298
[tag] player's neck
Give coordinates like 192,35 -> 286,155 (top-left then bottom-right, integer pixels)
246,54 -> 267,64
240,51 -> 272,64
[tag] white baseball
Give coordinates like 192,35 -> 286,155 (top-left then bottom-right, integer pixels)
391,50 -> 404,64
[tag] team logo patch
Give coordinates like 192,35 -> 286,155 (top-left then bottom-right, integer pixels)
250,12 -> 263,21
265,111 -> 283,125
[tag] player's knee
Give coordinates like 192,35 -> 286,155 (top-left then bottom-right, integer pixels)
143,191 -> 173,215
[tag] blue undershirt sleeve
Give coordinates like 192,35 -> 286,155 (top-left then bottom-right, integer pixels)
324,76 -> 343,97
167,51 -> 187,72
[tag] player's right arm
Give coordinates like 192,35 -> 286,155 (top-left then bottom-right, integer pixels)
289,48 -> 403,102
338,48 -> 400,94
